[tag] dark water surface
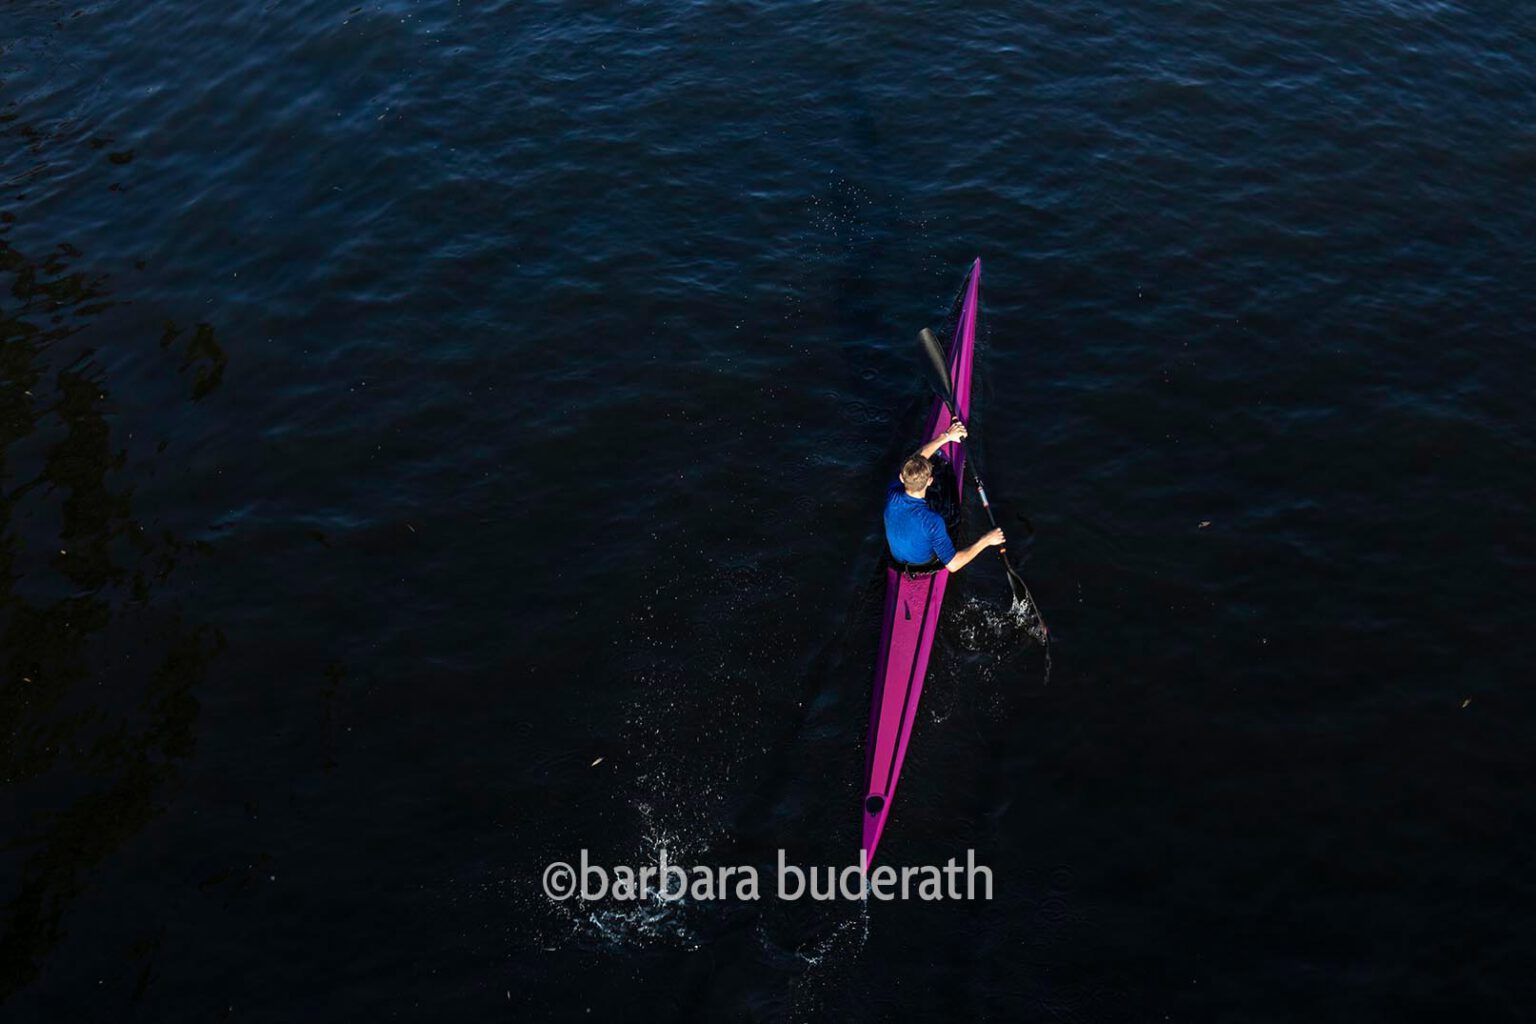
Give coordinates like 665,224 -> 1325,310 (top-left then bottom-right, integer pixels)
4,1 -> 1534,1020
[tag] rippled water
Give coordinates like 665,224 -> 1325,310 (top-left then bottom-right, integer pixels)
3,1 -> 1533,1020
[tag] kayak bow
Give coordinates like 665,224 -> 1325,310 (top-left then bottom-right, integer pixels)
862,258 -> 980,864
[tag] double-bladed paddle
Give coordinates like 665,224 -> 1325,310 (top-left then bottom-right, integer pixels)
917,327 -> 1048,638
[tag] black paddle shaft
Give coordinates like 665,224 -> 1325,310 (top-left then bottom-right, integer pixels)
916,327 -> 1006,527
917,328 -> 1048,633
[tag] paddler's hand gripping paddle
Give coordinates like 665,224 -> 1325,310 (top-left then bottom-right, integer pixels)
918,327 -> 1048,637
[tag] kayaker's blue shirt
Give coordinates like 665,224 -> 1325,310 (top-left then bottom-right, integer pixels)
883,483 -> 957,566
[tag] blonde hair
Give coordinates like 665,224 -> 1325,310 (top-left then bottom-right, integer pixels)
900,455 -> 933,490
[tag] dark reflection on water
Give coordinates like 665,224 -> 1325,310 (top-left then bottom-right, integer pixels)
0,133 -> 225,997
159,320 -> 228,402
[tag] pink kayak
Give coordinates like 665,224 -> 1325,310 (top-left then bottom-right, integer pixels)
862,258 -> 980,864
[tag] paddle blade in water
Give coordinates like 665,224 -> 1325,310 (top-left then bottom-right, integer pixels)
1000,552 -> 1048,642
998,551 -> 1028,604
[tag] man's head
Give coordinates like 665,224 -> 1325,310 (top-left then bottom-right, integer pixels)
900,455 -> 934,495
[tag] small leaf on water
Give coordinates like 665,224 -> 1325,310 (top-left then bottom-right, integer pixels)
590,757 -> 604,767
1198,521 -> 1211,528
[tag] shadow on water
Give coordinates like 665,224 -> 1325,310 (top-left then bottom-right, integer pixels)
0,103 -> 227,1003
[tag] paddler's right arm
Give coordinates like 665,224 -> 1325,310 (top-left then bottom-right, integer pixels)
916,419 -> 967,460
944,528 -> 1006,573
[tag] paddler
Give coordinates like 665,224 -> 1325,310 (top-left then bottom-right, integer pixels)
884,418 -> 1005,572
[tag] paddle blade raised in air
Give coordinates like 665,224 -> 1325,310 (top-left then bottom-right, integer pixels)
916,327 -> 956,412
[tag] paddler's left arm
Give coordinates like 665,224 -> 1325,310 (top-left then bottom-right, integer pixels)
916,418 -> 967,460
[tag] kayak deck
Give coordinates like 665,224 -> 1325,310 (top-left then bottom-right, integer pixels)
862,258 -> 980,864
